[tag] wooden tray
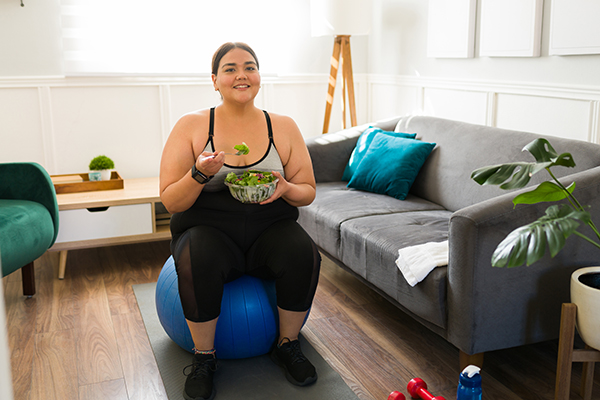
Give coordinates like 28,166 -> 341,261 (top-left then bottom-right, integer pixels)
51,171 -> 124,194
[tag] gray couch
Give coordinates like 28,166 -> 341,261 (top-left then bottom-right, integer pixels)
299,115 -> 600,365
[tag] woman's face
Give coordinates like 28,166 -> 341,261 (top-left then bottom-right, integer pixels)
212,48 -> 261,103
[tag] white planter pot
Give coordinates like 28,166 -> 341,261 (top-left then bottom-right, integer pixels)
100,169 -> 112,181
570,266 -> 600,351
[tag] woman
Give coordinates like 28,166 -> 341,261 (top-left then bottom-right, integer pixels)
159,42 -> 321,400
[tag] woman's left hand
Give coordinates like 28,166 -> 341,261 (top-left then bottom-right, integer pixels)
259,171 -> 288,205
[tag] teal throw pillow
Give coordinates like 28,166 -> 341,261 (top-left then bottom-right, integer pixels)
347,132 -> 436,200
342,127 -> 417,181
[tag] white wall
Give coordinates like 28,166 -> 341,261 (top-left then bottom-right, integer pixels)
370,0 -> 600,87
0,75 -> 364,178
0,0 -> 64,77
367,0 -> 600,143
1,0 -> 600,180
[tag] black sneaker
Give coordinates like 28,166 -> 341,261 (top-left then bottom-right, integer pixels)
182,353 -> 218,400
270,337 -> 317,386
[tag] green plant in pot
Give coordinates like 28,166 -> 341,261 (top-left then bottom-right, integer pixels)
89,155 -> 115,181
471,137 -> 600,350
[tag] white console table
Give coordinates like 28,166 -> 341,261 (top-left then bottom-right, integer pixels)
49,177 -> 171,279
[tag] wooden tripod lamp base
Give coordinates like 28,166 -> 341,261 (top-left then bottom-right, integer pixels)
322,35 -> 357,134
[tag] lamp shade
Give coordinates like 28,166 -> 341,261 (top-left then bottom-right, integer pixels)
310,0 -> 373,37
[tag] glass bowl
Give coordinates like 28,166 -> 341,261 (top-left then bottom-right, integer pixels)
225,179 -> 279,203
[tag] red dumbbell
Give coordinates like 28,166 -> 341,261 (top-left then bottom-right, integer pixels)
388,391 -> 406,400
407,378 -> 447,400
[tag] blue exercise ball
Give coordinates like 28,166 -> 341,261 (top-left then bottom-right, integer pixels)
155,256 -> 279,359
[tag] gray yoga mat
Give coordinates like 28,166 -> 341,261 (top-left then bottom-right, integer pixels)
133,282 -> 360,400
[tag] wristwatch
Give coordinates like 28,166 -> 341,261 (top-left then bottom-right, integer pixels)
191,164 -> 213,184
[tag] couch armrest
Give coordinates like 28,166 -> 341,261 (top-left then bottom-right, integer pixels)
446,166 -> 600,355
305,124 -> 368,183
0,163 -> 60,245
305,117 -> 403,183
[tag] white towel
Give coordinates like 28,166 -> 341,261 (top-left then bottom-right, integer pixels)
395,241 -> 449,287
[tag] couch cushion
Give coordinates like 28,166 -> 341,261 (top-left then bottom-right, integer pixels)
347,133 -> 436,200
298,182 -> 445,260
342,127 -> 417,181
0,199 -> 54,275
339,210 -> 452,328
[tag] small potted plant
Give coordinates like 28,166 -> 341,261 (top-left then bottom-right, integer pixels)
88,155 -> 115,181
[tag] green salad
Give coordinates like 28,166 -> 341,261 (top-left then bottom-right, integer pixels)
225,170 -> 277,186
234,142 -> 250,155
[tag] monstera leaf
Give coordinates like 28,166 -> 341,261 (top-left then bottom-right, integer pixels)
471,138 -> 575,190
492,205 -> 591,268
471,138 -> 600,268
512,181 -> 575,206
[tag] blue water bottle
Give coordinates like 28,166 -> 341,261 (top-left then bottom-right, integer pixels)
457,365 -> 482,400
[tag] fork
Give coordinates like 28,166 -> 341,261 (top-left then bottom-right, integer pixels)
207,150 -> 244,158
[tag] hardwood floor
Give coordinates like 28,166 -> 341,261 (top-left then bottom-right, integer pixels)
3,242 -> 599,399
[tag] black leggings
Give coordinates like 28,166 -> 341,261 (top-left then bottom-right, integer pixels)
170,192 -> 321,323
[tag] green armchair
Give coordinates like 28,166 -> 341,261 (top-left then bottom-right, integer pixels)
0,163 -> 59,297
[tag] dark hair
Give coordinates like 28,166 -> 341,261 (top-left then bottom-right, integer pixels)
211,42 -> 259,76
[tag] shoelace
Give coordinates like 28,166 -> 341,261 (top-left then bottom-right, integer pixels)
183,358 -> 216,379
283,340 -> 307,364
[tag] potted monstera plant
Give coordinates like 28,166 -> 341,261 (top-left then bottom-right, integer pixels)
471,138 -> 600,351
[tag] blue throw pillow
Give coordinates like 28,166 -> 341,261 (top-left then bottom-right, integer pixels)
347,132 -> 436,200
342,127 -> 417,181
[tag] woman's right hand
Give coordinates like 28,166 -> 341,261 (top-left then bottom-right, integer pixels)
160,150 -> 226,214
196,151 -> 226,177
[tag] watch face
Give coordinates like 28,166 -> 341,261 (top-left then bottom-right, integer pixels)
192,165 -> 211,184
194,174 -> 207,183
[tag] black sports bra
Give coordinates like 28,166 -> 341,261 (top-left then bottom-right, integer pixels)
201,107 -> 285,192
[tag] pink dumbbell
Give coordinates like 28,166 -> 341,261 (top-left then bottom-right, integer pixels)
388,391 -> 406,400
407,378 -> 447,400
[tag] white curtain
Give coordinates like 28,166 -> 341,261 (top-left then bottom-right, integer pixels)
60,0 -> 305,75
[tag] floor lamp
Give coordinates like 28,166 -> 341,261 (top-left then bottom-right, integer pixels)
311,0 -> 373,133
324,35 -> 357,133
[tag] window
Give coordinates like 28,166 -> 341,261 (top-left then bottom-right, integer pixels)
60,0 -> 310,75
